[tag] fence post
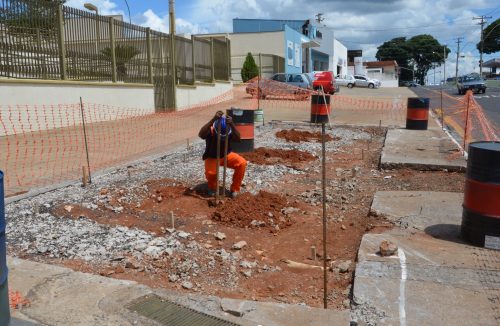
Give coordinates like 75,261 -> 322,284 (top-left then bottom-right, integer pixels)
170,32 -> 177,109
109,17 -> 117,82
191,35 -> 196,85
57,4 -> 67,80
146,28 -> 154,84
210,37 -> 215,82
226,38 -> 231,81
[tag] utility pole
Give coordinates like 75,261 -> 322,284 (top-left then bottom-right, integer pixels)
455,37 -> 463,84
473,15 -> 491,78
169,0 -> 176,110
315,13 -> 324,24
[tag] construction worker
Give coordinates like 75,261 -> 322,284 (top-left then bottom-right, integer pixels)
199,111 -> 247,198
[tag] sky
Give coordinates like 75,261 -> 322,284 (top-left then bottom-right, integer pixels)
65,0 -> 500,79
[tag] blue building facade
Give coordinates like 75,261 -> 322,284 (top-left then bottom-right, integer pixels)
233,18 -> 328,73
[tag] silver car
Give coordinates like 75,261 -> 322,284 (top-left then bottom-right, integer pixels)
353,75 -> 381,88
335,74 -> 356,88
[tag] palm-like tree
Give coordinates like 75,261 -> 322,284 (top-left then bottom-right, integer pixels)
101,44 -> 141,79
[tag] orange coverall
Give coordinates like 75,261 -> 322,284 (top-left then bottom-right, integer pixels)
204,152 -> 247,192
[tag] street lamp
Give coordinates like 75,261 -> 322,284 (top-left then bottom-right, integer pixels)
432,48 -> 446,85
123,0 -> 132,24
84,3 -> 100,50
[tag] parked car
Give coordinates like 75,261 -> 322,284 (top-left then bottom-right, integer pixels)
335,74 -> 356,88
309,71 -> 338,94
270,73 -> 313,89
457,74 -> 486,94
245,73 -> 312,99
402,81 -> 419,87
353,75 -> 381,88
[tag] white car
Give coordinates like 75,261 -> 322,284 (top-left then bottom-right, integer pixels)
335,74 -> 356,88
353,75 -> 381,88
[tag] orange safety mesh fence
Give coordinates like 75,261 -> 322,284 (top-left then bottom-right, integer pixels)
427,88 -> 498,151
462,90 -> 499,148
0,80 -> 413,197
0,88 -> 238,197
244,76 -> 407,124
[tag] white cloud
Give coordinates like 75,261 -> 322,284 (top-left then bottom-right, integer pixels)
138,9 -> 169,33
65,0 -> 124,16
64,0 -> 498,75
135,10 -> 208,35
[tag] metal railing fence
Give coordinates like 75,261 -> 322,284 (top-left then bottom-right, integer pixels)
193,36 -> 212,83
0,0 -> 231,108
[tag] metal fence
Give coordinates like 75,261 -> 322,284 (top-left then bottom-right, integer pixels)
0,0 -> 231,109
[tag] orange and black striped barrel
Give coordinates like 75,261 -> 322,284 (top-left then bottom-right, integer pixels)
227,108 -> 254,153
406,97 -> 429,130
461,141 -> 500,248
310,94 -> 331,124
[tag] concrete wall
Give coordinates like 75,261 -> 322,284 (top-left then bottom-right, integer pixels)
333,39 -> 348,76
227,31 -> 284,57
0,79 -> 154,136
0,79 -> 154,108
176,81 -> 233,110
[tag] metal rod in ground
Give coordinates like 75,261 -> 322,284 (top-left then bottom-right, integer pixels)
222,124 -> 229,198
463,93 -> 471,150
80,97 -> 92,184
440,87 -> 444,128
215,118 -> 222,204
322,122 -> 328,309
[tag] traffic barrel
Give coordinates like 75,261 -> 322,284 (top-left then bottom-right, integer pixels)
227,108 -> 254,153
461,141 -> 500,248
406,97 -> 429,130
310,94 -> 331,124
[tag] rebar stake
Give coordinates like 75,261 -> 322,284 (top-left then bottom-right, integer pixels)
321,122 -> 328,309
169,211 -> 175,229
82,166 -> 88,187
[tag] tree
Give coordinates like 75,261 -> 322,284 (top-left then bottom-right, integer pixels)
0,0 -> 66,39
376,34 -> 450,85
376,37 -> 412,81
240,53 -> 259,82
101,44 -> 141,79
407,35 -> 450,85
477,18 -> 500,54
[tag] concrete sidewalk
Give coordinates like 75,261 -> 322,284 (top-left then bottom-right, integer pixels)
351,191 -> 500,326
7,257 -> 349,326
380,128 -> 466,171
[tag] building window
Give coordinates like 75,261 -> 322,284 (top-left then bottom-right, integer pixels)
316,30 -> 322,39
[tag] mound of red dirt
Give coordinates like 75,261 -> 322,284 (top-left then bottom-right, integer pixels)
241,147 -> 316,166
275,129 -> 337,142
212,191 -> 296,231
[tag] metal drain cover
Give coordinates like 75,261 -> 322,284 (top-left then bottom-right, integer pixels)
127,294 -> 240,326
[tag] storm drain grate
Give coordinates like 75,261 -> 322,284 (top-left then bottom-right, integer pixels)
127,294 -> 241,326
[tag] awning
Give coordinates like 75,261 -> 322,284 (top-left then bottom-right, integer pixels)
302,40 -> 320,48
483,58 -> 500,68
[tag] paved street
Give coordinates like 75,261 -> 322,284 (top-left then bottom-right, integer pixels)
414,85 -> 500,129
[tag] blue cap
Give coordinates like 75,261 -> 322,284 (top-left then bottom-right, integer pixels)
213,116 -> 231,136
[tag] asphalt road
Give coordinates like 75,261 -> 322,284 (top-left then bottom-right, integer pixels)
414,85 -> 499,129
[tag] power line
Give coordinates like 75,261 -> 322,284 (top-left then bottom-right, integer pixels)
473,15 -> 492,76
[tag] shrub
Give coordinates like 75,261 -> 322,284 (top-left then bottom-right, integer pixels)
241,53 -> 259,82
